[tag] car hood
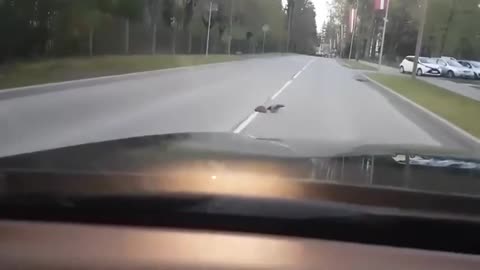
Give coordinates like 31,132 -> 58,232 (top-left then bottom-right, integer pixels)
0,132 -> 479,196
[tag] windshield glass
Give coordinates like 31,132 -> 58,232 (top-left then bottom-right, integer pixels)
1,0 -> 480,206
448,60 -> 464,67
472,62 -> 480,68
419,57 -> 434,64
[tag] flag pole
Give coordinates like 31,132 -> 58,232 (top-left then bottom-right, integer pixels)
378,0 -> 390,66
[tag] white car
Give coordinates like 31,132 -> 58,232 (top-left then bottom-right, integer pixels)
435,58 -> 475,79
399,56 -> 441,76
458,60 -> 480,80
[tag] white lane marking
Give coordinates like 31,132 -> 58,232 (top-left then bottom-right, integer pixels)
271,58 -> 316,100
302,58 -> 316,71
233,112 -> 259,134
233,58 -> 316,134
293,70 -> 302,79
271,80 -> 292,100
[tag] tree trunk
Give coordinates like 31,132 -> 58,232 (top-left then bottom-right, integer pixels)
151,23 -> 157,54
88,27 -> 94,56
439,1 -> 456,55
186,25 -> 192,54
125,18 -> 130,54
370,35 -> 377,60
171,26 -> 177,54
365,18 -> 376,58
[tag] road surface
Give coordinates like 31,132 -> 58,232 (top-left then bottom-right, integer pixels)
0,55 -> 472,157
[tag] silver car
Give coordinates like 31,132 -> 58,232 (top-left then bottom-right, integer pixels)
436,58 -> 475,79
458,60 -> 480,80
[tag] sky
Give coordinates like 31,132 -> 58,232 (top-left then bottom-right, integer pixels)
282,0 -> 330,33
311,0 -> 330,31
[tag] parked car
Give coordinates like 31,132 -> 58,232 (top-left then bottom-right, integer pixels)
458,60 -> 480,79
440,56 -> 457,61
399,56 -> 441,76
435,58 -> 475,79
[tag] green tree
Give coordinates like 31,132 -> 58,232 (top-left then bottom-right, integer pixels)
111,0 -> 144,54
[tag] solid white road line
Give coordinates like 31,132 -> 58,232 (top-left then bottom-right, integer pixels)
232,58 -> 316,134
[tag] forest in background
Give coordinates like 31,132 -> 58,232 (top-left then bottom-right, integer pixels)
0,0 -> 318,62
322,0 -> 480,63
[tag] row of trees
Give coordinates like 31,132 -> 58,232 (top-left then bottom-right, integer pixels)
0,0 -> 318,62
322,0 -> 480,63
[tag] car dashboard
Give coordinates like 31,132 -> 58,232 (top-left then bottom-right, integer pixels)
1,220 -> 480,270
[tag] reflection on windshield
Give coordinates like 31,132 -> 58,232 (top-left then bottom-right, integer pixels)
1,0 -> 480,209
311,155 -> 480,196
392,154 -> 480,170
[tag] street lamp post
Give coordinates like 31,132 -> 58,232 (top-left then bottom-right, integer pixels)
378,0 -> 391,66
205,1 -> 218,56
262,24 -> 270,53
205,1 -> 213,56
286,9 -> 292,52
227,0 -> 234,55
412,0 -> 429,79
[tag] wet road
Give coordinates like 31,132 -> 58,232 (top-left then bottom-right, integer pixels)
0,55 -> 471,157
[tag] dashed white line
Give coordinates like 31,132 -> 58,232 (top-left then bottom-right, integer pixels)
233,112 -> 259,134
271,80 -> 292,100
293,70 -> 302,79
302,58 -> 316,71
271,58 -> 315,100
232,58 -> 316,134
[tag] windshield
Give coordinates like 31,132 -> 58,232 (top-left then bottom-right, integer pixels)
472,62 -> 480,68
1,0 -> 480,208
448,60 -> 464,67
419,57 -> 435,64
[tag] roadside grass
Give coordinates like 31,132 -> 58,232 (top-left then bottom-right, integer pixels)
338,59 -> 378,71
0,54 -> 241,90
368,73 -> 480,138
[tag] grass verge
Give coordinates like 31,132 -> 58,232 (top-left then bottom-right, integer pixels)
368,73 -> 480,138
338,59 -> 378,71
0,54 -> 241,90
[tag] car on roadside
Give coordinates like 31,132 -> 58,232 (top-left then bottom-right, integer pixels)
436,58 -> 475,79
399,56 -> 441,76
458,60 -> 480,80
440,56 -> 457,61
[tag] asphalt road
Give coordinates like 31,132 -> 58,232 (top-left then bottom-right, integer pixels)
0,55 -> 472,157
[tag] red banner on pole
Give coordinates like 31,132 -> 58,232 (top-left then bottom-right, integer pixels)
374,0 -> 388,10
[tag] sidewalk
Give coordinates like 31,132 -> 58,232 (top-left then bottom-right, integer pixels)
359,60 -> 480,102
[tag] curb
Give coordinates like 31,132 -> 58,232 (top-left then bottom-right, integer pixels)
362,74 -> 480,145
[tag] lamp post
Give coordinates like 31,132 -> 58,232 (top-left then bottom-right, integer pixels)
205,1 -> 218,56
348,0 -> 359,60
412,0 -> 429,79
378,0 -> 391,66
262,24 -> 270,53
227,0 -> 234,55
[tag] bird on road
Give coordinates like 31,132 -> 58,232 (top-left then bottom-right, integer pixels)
267,104 -> 285,113
255,104 -> 285,113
